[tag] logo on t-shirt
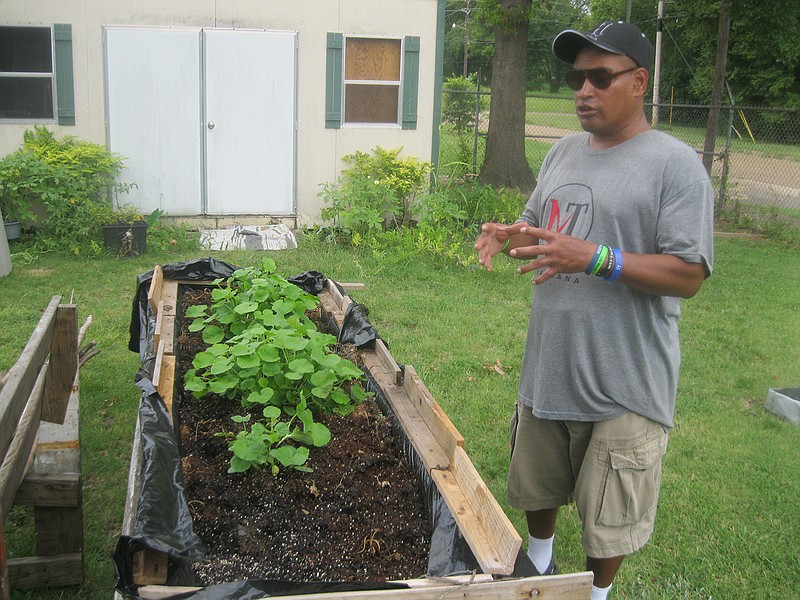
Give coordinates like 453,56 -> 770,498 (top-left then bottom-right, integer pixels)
542,184 -> 593,240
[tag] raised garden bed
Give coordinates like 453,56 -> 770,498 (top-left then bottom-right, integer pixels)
113,258 -> 593,600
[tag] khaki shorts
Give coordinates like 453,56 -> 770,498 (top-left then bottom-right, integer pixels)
507,403 -> 668,558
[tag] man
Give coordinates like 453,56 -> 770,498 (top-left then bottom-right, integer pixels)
475,21 -> 714,600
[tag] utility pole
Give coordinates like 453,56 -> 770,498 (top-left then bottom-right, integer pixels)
651,0 -> 664,127
702,0 -> 732,174
463,0 -> 471,78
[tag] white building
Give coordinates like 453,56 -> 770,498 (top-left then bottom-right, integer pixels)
0,1 -> 445,226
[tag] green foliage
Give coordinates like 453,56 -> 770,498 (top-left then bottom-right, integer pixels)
319,147 -> 431,237
184,257 -> 370,475
0,126 -> 137,255
0,149 -> 64,222
442,76 -> 482,132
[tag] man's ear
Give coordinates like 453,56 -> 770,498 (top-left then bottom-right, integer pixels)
634,68 -> 650,98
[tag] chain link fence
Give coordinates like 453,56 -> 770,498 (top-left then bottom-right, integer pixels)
439,88 -> 800,231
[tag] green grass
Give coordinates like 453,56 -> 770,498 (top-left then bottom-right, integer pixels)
1,236 -> 799,599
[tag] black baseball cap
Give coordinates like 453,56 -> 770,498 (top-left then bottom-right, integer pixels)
552,20 -> 654,72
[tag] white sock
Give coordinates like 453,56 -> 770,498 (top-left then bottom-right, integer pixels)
591,583 -> 613,600
526,534 -> 554,574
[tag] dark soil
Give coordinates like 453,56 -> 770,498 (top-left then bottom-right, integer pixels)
175,287 -> 431,586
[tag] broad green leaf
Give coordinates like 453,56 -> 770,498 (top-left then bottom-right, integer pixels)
245,387 -> 275,405
234,301 -> 259,315
288,358 -> 315,375
331,389 -> 352,405
310,369 -> 337,388
212,287 -> 232,300
228,455 -> 252,473
188,318 -> 206,332
208,343 -> 229,356
262,406 -> 281,420
257,345 -> 280,362
184,376 -> 207,394
202,325 -> 225,345
209,356 -> 233,375
185,305 -> 208,318
236,354 -> 260,369
230,343 -> 253,356
231,414 -> 251,423
270,445 -> 309,467
209,373 -> 238,394
192,351 -> 216,369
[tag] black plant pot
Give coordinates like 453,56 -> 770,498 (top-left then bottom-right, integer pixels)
102,222 -> 147,255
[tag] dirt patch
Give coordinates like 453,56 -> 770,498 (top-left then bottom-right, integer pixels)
175,287 -> 431,585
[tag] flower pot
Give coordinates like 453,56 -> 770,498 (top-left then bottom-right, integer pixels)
102,221 -> 147,255
4,220 -> 22,241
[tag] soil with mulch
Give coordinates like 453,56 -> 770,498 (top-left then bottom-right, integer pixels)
174,287 -> 431,586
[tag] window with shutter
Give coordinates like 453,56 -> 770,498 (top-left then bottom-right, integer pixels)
325,33 -> 419,129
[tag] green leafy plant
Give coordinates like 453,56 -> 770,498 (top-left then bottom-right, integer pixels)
184,257 -> 370,475
319,146 -> 431,238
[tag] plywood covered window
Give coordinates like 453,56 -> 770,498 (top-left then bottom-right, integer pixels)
326,33 -> 419,130
344,38 -> 401,125
0,24 -> 75,124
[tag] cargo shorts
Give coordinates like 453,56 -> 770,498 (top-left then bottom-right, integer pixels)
507,403 -> 669,558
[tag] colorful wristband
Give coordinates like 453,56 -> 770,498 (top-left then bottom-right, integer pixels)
604,248 -> 623,281
591,246 -> 609,276
585,244 -> 604,275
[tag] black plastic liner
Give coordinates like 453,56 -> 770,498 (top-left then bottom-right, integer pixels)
114,258 -> 535,599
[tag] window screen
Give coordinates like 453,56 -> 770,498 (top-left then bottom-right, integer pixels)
0,26 -> 55,119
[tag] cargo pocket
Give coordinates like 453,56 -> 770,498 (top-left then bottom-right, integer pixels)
596,433 -> 667,528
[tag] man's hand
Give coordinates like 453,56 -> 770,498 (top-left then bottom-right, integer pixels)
509,226 -> 595,285
475,222 -> 535,271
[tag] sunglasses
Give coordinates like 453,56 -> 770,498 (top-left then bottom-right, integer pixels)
564,67 -> 638,91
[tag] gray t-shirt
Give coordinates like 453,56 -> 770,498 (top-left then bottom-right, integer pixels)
517,129 -> 714,429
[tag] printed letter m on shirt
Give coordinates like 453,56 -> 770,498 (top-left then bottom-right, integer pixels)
546,199 -> 590,236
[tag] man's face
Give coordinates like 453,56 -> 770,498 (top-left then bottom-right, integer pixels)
571,46 -> 645,139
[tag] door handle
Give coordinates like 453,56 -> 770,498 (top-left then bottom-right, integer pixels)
207,121 -> 215,130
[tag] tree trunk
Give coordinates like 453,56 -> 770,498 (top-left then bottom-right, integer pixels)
702,0 -> 731,174
477,0 -> 535,194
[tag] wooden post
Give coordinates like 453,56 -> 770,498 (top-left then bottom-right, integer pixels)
42,304 -> 78,424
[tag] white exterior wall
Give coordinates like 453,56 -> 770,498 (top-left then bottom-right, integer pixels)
0,0 -> 441,226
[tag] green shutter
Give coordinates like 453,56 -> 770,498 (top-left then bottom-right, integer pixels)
402,36 -> 420,130
54,23 -> 76,126
325,32 -> 343,129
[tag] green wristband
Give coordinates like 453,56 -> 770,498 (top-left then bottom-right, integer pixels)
591,246 -> 609,275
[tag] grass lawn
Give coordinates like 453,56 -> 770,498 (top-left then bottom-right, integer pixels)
1,235 -> 798,599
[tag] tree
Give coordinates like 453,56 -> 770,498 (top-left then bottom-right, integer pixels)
477,0 -> 536,193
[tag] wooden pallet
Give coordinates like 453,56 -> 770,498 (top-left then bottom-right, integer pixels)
127,268 -> 592,599
0,297 -> 84,599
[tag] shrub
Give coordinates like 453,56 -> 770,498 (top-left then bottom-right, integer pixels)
319,147 -> 431,238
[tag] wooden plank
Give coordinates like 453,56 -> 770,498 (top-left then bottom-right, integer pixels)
325,279 -> 353,315
159,281 -> 178,355
34,505 -> 83,556
136,573 -> 593,600
35,373 -> 80,474
148,265 -> 164,316
0,364 -> 47,525
133,549 -> 169,586
7,552 -> 83,588
273,573 -> 593,599
154,300 -> 164,350
157,355 -> 176,418
0,529 -> 8,600
42,304 -> 78,424
373,339 -> 402,386
402,366 -> 463,461
338,282 -> 366,291
152,340 -> 165,388
372,366 -> 450,472
432,447 -> 521,575
0,296 -> 60,463
14,473 -> 81,508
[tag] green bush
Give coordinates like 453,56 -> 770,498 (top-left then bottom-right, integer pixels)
0,126 -> 135,254
319,146 -> 431,238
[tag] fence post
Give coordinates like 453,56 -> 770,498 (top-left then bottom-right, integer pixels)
473,72 -> 481,176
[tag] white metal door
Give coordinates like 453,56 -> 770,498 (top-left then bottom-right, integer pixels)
105,27 -> 203,214
204,30 -> 296,215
